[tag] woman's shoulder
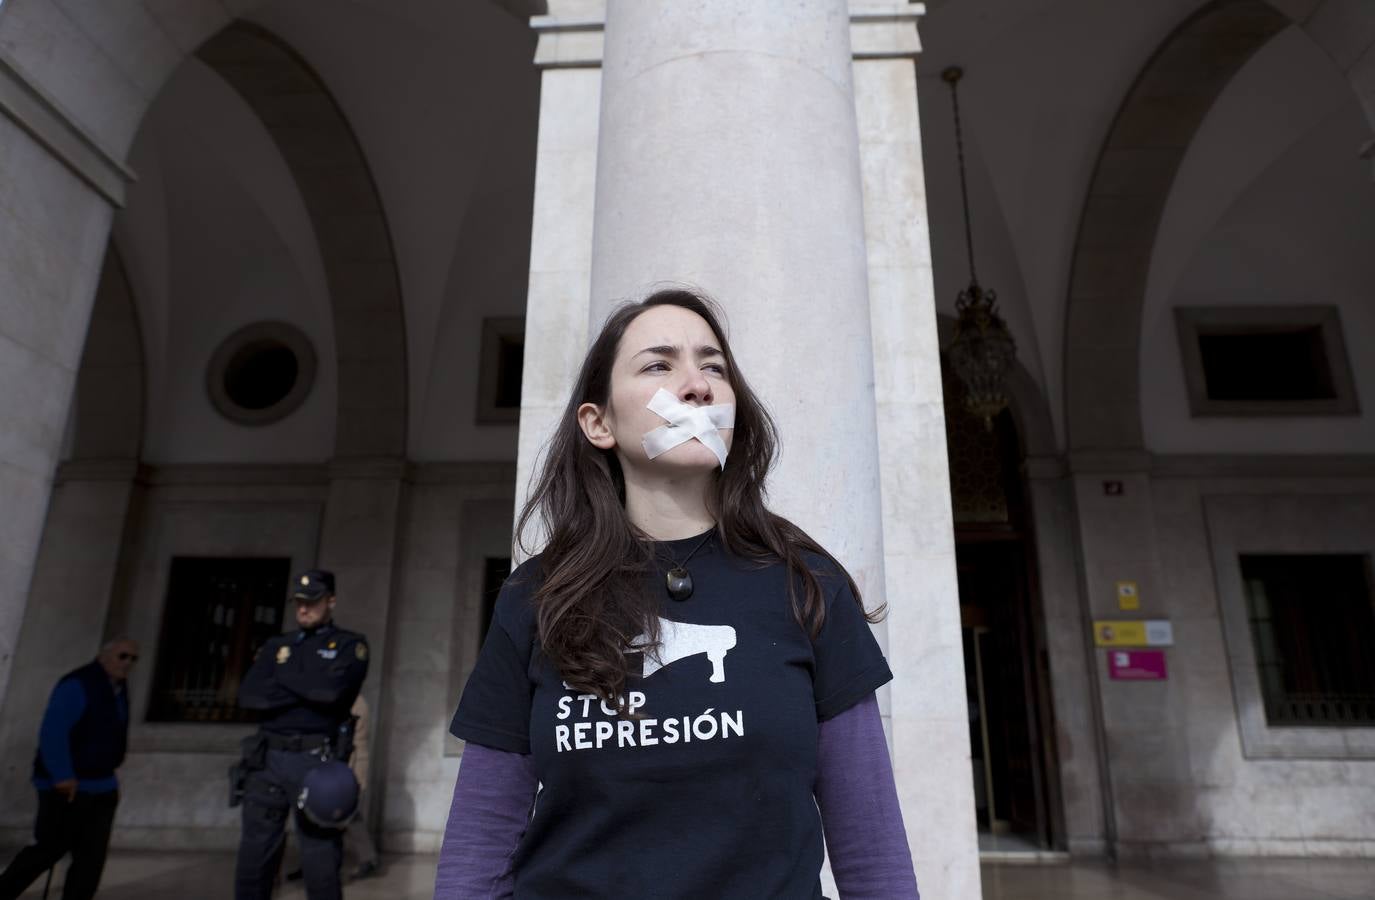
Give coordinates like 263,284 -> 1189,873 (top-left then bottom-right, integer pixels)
490,555 -> 546,634
731,543 -> 855,608
505,554 -> 546,589
794,547 -> 851,585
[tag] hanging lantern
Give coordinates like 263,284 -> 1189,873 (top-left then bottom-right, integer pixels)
941,66 -> 1017,431
949,281 -> 1016,431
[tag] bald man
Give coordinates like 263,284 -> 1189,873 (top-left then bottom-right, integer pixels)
0,637 -> 139,900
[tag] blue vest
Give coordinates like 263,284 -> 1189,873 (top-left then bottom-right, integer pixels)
32,661 -> 128,781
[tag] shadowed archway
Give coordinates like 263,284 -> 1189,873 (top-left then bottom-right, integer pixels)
70,242 -> 145,463
1063,0 -> 1375,451
196,23 -> 408,459
1063,1 -> 1291,451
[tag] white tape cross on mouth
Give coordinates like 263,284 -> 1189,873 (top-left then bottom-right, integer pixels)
641,388 -> 735,470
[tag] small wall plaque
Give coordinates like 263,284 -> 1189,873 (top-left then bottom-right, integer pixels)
1116,580 -> 1140,610
1108,649 -> 1167,681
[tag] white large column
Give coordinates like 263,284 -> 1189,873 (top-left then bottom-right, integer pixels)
852,10 -> 981,894
516,3 -> 979,896
589,0 -> 886,595
513,5 -> 604,553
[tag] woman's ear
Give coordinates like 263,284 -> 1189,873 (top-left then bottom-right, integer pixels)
577,402 -> 616,450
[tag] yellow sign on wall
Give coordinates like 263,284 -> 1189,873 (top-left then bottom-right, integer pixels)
1095,620 -> 1147,646
1116,580 -> 1140,611
1093,619 -> 1174,647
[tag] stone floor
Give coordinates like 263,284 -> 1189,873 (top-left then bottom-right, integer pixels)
980,858 -> 1375,900
7,851 -> 1375,898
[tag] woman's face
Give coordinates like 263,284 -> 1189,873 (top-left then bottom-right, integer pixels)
580,304 -> 737,477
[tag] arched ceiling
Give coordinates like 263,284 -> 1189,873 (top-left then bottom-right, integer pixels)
1064,1 -> 1290,451
197,22 -> 407,458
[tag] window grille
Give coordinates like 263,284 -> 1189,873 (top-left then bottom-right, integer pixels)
1241,554 -> 1375,727
147,557 -> 291,723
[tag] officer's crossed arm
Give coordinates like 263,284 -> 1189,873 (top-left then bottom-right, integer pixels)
274,636 -> 370,707
237,638 -> 299,711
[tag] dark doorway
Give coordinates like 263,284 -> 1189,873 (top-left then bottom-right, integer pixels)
959,540 -> 1049,841
944,364 -> 1058,849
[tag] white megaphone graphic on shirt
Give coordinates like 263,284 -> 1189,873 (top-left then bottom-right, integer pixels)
631,618 -> 737,684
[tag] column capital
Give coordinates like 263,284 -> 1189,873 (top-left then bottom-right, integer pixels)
532,2 -> 606,69
850,4 -> 927,59
531,2 -> 926,69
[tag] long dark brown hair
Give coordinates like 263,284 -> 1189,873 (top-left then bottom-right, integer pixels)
516,288 -> 883,711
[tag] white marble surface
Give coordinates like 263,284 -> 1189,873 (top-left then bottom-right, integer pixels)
855,50 -> 982,897
513,65 -> 601,555
588,0 -> 886,592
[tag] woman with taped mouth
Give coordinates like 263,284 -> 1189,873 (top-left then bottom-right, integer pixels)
435,288 -> 920,899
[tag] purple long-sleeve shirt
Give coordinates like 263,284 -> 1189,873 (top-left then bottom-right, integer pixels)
434,692 -> 919,899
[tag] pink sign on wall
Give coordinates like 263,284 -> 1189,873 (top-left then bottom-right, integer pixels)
1107,649 -> 1167,681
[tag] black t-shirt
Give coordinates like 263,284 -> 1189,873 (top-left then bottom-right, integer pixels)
450,532 -> 892,899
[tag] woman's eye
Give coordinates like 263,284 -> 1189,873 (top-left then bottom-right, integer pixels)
642,361 -> 669,373
704,364 -> 726,375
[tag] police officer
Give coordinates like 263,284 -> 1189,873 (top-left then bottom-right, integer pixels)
234,569 -> 368,900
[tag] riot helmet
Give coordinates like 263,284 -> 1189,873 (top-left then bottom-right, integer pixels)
296,760 -> 359,829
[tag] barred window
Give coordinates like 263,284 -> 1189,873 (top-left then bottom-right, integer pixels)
476,317 -> 525,424
1241,554 -> 1375,727
147,557 -> 290,723
1174,306 -> 1358,416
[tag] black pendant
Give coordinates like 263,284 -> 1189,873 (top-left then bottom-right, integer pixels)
666,567 -> 693,602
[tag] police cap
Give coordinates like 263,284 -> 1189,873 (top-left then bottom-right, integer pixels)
291,569 -> 336,603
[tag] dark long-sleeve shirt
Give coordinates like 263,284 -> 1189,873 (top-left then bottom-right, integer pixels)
32,677 -> 122,794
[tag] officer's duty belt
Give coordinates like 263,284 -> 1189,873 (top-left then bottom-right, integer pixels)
263,732 -> 333,753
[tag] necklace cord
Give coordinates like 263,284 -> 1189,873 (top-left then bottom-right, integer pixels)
652,529 -> 716,602
669,529 -> 714,570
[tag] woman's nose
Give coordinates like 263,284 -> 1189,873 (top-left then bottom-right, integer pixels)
680,370 -> 713,405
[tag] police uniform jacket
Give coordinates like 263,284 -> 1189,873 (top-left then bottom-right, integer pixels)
238,622 -> 369,736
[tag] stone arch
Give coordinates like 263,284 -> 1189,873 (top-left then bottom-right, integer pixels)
0,7 -> 409,457
195,23 -> 407,459
70,241 -> 145,462
1063,0 -> 1375,451
1281,0 -> 1375,129
0,3 -> 264,158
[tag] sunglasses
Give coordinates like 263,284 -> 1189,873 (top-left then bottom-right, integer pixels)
118,652 -> 139,662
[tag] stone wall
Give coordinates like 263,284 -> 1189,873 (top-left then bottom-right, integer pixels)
0,463 -> 512,852
1071,460 -> 1375,857
379,468 -> 515,853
